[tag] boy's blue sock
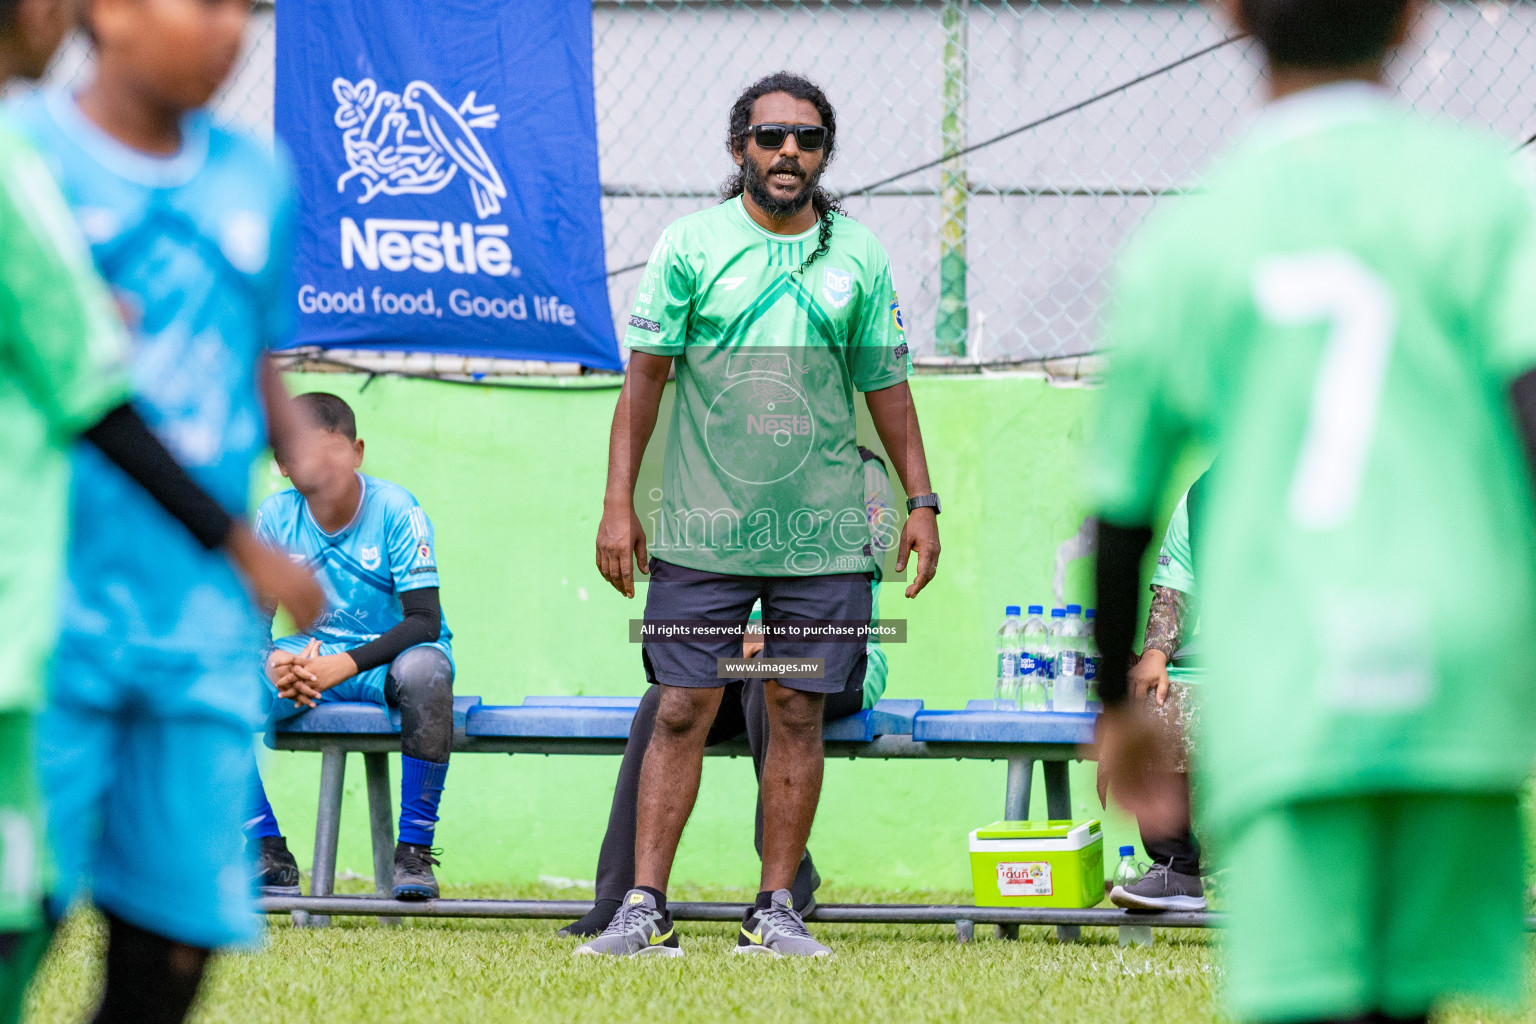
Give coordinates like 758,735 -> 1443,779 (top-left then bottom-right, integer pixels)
398,755 -> 449,846
246,779 -> 282,840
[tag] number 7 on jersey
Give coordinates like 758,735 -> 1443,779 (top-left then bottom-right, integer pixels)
1253,251 -> 1398,531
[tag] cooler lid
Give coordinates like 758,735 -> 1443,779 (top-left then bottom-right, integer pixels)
974,819 -> 1099,840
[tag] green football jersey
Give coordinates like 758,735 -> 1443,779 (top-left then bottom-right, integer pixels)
1090,84 -> 1536,834
626,196 -> 909,576
0,119 -> 131,713
1150,490 -> 1196,597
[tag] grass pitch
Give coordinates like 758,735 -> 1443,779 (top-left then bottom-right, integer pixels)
21,882 -> 1533,1023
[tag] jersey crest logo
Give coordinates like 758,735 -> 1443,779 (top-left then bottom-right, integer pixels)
359,545 -> 381,571
822,268 -> 853,310
332,77 -> 507,219
417,541 -> 432,562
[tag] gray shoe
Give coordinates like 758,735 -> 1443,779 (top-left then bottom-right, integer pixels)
1110,862 -> 1206,911
733,889 -> 831,958
392,843 -> 441,901
573,889 -> 683,958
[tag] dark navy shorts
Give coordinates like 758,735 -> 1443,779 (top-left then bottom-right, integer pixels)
640,558 -> 872,695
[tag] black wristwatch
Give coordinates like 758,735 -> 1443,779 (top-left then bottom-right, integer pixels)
906,493 -> 942,515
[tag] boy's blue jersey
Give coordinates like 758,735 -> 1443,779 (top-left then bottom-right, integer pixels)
254,474 -> 451,650
10,92 -> 296,664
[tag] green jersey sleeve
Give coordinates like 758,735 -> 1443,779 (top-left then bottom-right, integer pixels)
1484,170 -> 1536,382
1149,492 -> 1196,595
0,142 -> 129,434
847,243 -> 910,392
623,228 -> 694,356
1088,224 -> 1197,526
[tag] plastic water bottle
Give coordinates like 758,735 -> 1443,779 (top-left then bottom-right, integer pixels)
995,606 -> 1024,711
1053,605 -> 1089,712
1018,606 -> 1050,711
1045,608 -> 1066,708
1084,608 -> 1101,705
1113,845 -> 1141,889
1112,846 -> 1155,946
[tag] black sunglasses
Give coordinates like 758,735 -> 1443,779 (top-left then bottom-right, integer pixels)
744,123 -> 828,151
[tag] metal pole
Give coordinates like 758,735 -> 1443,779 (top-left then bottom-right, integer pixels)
1003,757 -> 1032,819
307,747 -> 347,928
999,756 -> 1031,941
363,752 -> 399,926
1039,759 -> 1080,942
260,896 -> 1219,929
936,0 -> 969,357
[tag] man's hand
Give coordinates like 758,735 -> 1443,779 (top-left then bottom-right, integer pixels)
1088,703 -> 1189,840
227,524 -> 323,629
270,639 -> 321,708
895,507 -> 940,598
1128,648 -> 1172,706
596,501 -> 649,598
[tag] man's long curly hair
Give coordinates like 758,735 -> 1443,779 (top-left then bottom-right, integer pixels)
721,72 -> 843,274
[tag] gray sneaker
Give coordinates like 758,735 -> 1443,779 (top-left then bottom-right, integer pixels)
733,889 -> 831,958
1110,862 -> 1206,911
573,889 -> 683,958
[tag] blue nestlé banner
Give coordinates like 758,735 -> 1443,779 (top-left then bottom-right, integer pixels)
275,0 -> 619,370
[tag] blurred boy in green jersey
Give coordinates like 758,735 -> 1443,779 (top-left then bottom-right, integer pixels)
0,4 -> 318,1019
1091,1 -> 1536,1021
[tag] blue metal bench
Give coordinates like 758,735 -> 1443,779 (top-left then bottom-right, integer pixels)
272,695 -> 1092,935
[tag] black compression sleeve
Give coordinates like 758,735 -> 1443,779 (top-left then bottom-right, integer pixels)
1094,519 -> 1154,709
347,588 -> 442,673
83,403 -> 233,551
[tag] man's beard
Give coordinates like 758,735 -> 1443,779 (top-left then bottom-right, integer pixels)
742,155 -> 823,219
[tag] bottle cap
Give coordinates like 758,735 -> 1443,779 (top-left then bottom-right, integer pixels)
1085,608 -> 1096,618
1066,604 -> 1082,614
1005,605 -> 1021,616
1027,605 -> 1043,615
1050,608 -> 1066,618
1119,845 -> 1134,856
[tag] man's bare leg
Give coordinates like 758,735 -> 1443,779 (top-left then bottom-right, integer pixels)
634,684 -> 724,892
758,680 -> 825,893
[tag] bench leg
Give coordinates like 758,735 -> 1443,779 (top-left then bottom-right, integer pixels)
997,758 -> 1033,940
1041,760 -> 1079,942
363,752 -> 399,926
307,746 -> 346,928
1042,759 -> 1072,819
954,919 -> 974,944
1004,757 -> 1032,820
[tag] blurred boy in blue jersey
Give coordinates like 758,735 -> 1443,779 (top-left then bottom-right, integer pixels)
248,392 -> 455,900
9,0 -> 321,1020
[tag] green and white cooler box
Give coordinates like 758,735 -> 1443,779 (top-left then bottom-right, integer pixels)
968,819 -> 1105,908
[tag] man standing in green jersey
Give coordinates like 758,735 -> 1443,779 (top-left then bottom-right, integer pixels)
0,2 -> 319,1017
582,72 -> 939,958
1092,2 -> 1536,1021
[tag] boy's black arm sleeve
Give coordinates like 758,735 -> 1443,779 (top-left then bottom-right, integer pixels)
82,403 -> 233,551
346,588 -> 442,673
1094,519 -> 1154,709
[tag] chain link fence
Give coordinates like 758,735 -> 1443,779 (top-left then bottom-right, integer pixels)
35,1 -> 1536,367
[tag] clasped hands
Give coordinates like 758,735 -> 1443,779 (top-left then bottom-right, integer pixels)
267,638 -> 359,708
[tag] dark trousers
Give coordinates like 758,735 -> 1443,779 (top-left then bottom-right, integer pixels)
1141,771 -> 1201,876
593,678 -> 865,902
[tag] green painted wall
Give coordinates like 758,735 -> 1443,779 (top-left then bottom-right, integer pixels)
260,371 -> 1155,892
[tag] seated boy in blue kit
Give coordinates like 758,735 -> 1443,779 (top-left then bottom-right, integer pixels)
246,392 -> 455,900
